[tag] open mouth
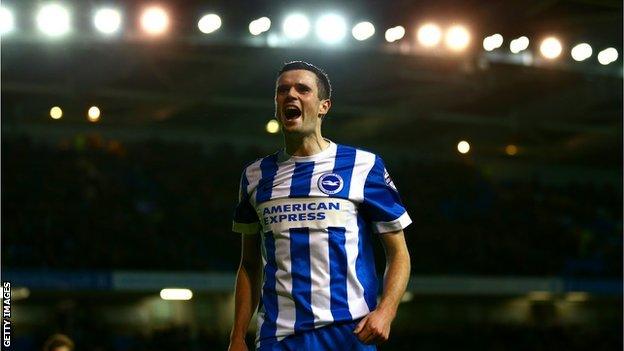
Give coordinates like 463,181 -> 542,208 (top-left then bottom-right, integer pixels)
284,106 -> 302,120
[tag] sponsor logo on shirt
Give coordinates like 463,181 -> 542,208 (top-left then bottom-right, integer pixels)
318,173 -> 344,195
261,201 -> 341,225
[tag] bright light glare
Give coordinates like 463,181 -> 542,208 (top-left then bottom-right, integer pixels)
510,36 -> 529,54
88,106 -> 101,122
597,47 -> 618,65
283,13 -> 310,40
198,13 -> 221,34
457,140 -> 470,154
505,144 -> 518,156
37,4 -> 71,37
316,14 -> 347,44
0,7 -> 15,35
140,7 -> 169,35
266,119 -> 280,134
483,34 -> 503,51
352,21 -> 375,41
570,43 -> 592,61
160,288 -> 193,301
94,8 -> 122,34
249,17 -> 271,35
539,37 -> 562,59
385,26 -> 405,43
445,25 -> 470,51
417,23 -> 442,47
50,106 -> 63,119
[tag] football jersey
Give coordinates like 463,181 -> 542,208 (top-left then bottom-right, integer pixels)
232,141 -> 411,348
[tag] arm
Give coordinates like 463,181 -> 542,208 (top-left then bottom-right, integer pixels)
354,229 -> 411,344
228,234 -> 263,351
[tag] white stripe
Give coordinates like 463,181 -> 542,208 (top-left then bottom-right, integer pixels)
245,158 -> 263,207
270,162 -> 296,199
348,150 -> 376,203
273,232 -> 296,337
308,146 -> 337,197
372,211 -> 413,233
344,222 -> 370,319
309,228 -> 333,326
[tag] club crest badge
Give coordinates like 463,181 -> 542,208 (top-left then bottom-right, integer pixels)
318,173 -> 344,195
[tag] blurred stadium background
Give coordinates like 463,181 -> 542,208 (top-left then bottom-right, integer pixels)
1,0 -> 622,350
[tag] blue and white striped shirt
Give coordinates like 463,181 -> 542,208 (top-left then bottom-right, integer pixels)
232,141 -> 412,347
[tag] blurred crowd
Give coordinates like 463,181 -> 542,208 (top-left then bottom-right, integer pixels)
2,135 -> 621,277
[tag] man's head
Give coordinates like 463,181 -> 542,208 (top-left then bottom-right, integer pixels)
42,334 -> 74,351
275,61 -> 332,136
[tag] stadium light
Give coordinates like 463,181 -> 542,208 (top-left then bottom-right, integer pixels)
457,140 -> 470,154
505,144 -> 518,156
483,33 -> 503,51
0,6 -> 15,35
283,13 -> 310,40
510,36 -> 529,54
597,47 -> 618,65
539,37 -> 562,59
384,26 -> 405,43
445,25 -> 470,51
249,17 -> 271,36
160,288 -> 193,301
352,21 -> 374,41
93,8 -> 122,35
316,14 -> 347,44
140,6 -> 169,35
88,106 -> 101,122
266,119 -> 280,134
416,23 -> 442,47
198,13 -> 221,34
570,43 -> 592,62
50,106 -> 63,119
37,4 -> 71,37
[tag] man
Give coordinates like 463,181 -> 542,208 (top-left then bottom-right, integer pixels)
229,61 -> 411,351
42,334 -> 74,351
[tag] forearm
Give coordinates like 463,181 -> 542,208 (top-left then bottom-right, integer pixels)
376,243 -> 411,316
230,263 -> 261,341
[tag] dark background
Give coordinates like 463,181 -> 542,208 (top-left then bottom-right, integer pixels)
1,0 -> 622,350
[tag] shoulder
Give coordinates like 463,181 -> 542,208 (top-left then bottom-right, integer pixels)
239,150 -> 281,179
336,143 -> 382,167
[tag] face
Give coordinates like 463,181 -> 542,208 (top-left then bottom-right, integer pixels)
275,69 -> 331,135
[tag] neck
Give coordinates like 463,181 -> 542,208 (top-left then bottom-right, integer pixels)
283,130 -> 329,157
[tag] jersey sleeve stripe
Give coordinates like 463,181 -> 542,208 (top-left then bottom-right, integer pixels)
372,211 -> 412,233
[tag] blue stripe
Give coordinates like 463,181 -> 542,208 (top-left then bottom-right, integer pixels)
356,214 -> 379,310
234,169 -> 257,224
331,145 -> 356,198
289,161 -> 315,197
289,227 -> 314,333
259,231 -> 278,346
256,154 -> 279,203
328,226 -> 352,321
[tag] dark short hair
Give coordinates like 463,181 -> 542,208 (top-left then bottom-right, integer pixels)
277,61 -> 332,100
43,334 -> 74,351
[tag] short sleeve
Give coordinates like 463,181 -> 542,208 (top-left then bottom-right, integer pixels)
362,156 -> 412,233
232,168 -> 260,234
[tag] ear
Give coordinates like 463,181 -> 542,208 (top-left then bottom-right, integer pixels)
318,99 -> 331,117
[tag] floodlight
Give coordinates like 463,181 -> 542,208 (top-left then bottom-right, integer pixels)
539,37 -> 562,59
198,13 -> 221,34
510,36 -> 529,54
597,47 -> 618,65
283,13 -> 310,40
445,25 -> 470,51
140,6 -> 169,35
37,4 -> 71,37
570,43 -> 592,62
483,33 -> 503,51
315,14 -> 347,44
0,6 -> 15,35
352,21 -> 374,41
94,8 -> 122,35
249,17 -> 271,35
384,26 -> 405,43
457,140 -> 470,154
417,23 -> 442,47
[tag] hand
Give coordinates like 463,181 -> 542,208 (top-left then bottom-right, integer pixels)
228,338 -> 248,351
353,308 -> 395,344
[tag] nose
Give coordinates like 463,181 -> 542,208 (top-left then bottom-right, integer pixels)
285,89 -> 297,102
